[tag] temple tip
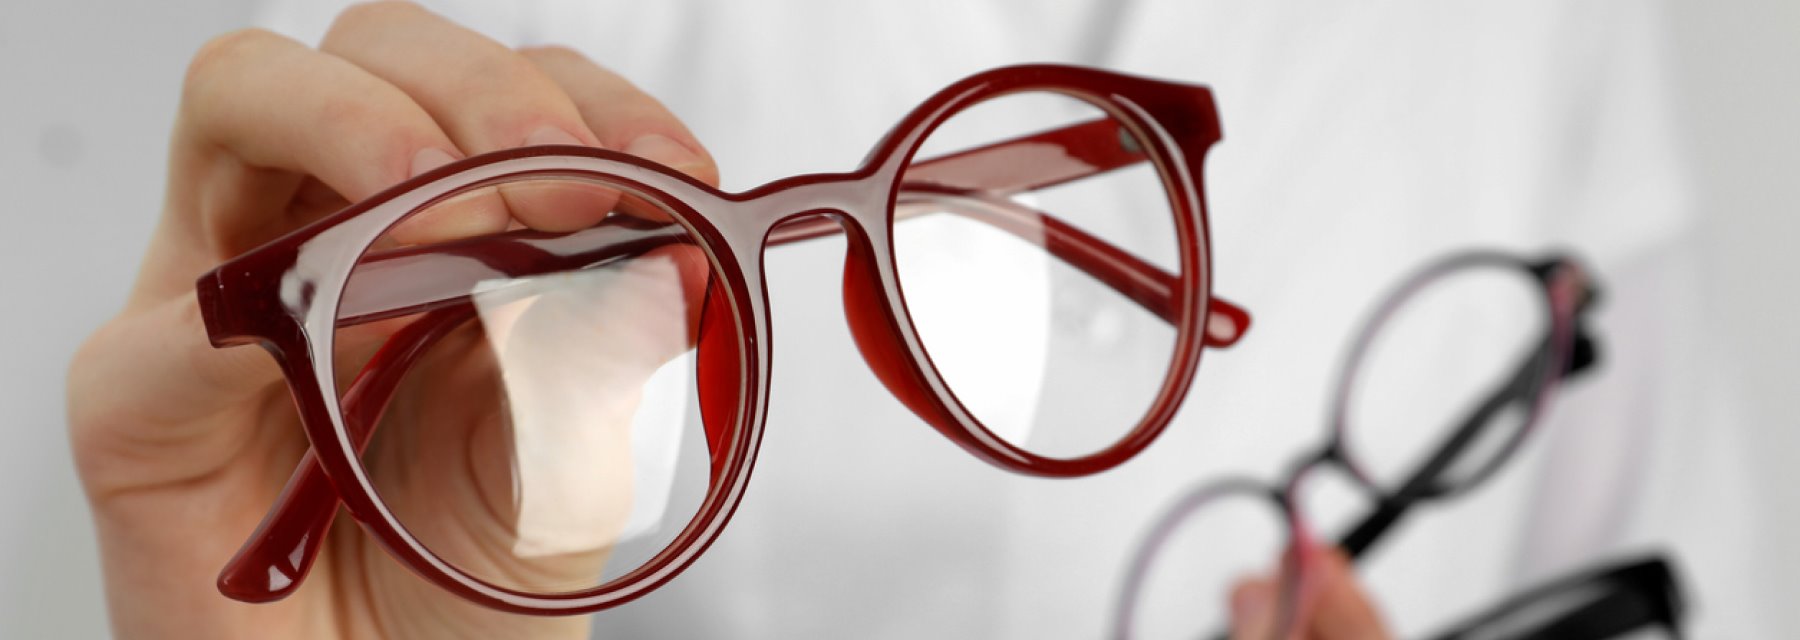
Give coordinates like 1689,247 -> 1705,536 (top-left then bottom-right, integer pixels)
1203,296 -> 1251,348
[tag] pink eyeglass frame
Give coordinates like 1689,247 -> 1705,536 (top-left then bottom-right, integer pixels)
196,64 -> 1250,615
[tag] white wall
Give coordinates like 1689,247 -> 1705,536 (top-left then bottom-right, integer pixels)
0,1 -> 1791,637
1671,0 -> 1800,468
1670,0 -> 1800,628
0,1 -> 255,637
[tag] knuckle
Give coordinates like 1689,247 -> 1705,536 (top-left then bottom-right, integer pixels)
461,52 -> 575,121
466,46 -> 547,89
314,89 -> 415,142
184,28 -> 277,95
312,88 -> 437,168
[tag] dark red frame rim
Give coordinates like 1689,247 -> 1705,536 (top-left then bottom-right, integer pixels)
195,64 -> 1235,615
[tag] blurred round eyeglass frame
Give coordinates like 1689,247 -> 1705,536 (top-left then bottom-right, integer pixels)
194,64 -> 1254,615
1111,250 -> 1602,639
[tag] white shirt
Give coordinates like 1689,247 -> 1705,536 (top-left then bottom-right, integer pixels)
259,2 -> 1760,637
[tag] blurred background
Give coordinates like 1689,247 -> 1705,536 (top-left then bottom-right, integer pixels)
1,0 -> 1794,637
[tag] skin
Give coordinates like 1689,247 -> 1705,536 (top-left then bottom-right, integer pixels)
67,3 -> 1392,638
1229,543 -> 1393,640
67,3 -> 718,638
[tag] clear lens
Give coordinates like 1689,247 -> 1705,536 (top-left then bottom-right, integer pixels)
1338,260 -> 1552,493
1123,490 -> 1293,640
334,177 -> 727,593
893,91 -> 1182,459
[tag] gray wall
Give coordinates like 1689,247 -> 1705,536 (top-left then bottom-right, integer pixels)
1,1 -> 256,637
1674,2 -> 1800,629
0,1 -> 1792,637
1670,0 -> 1800,585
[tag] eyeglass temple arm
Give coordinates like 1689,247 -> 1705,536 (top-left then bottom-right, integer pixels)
329,192 -> 1250,340
1424,557 -> 1684,640
1336,353 -> 1544,557
330,117 -> 1250,342
895,115 -> 1153,197
216,304 -> 473,602
1334,349 -> 1543,558
217,117 -> 1250,602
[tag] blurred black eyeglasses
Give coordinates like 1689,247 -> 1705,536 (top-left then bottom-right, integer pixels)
1109,249 -> 1667,639
1424,554 -> 1686,640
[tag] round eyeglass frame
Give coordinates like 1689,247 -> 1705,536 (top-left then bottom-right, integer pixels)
196,64 -> 1250,614
1111,251 -> 1598,639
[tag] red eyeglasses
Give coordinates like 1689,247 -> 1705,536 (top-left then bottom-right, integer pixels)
197,64 -> 1251,615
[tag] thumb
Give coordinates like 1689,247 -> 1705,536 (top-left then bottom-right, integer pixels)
68,293 -> 291,500
72,294 -> 286,431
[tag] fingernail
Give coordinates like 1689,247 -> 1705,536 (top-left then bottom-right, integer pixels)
625,133 -> 708,175
525,125 -> 584,147
409,147 -> 458,178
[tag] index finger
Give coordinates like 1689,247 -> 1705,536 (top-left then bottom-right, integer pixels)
180,28 -> 461,227
521,46 -> 721,188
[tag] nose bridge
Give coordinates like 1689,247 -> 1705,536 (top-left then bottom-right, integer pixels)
721,173 -> 891,244
1279,449 -> 1345,526
1282,453 -> 1331,503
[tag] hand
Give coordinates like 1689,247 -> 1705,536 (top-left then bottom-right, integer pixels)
66,3 -> 718,638
1229,544 -> 1393,640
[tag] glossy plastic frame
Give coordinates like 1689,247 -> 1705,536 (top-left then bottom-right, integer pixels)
1111,251 -> 1601,639
196,65 -> 1252,614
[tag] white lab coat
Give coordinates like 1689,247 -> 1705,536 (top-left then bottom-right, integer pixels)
258,1 -> 1763,637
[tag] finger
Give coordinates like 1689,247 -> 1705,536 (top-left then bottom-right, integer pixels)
170,28 -> 469,400
321,2 -> 619,235
1305,549 -> 1391,640
521,45 -> 721,188
322,2 -> 598,152
1229,577 -> 1280,640
178,28 -> 462,236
